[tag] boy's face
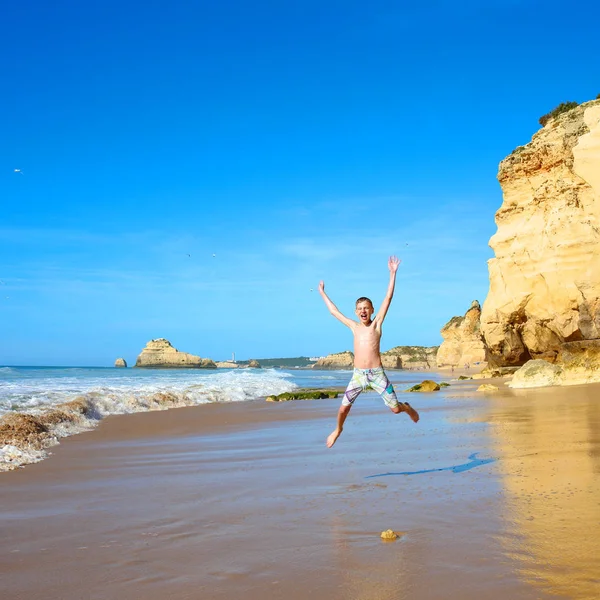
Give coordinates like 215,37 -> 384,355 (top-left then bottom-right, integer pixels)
355,300 -> 374,324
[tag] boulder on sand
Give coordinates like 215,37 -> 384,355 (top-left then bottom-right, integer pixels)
406,380 -> 441,392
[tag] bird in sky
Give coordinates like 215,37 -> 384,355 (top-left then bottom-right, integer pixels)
14,169 -> 23,175
186,254 -> 191,257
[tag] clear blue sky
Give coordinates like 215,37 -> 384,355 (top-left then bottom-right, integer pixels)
1,0 -> 599,366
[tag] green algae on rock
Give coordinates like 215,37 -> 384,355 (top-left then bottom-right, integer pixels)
265,389 -> 339,402
406,380 -> 441,392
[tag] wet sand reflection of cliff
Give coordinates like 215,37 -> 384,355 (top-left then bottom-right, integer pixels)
488,383 -> 600,599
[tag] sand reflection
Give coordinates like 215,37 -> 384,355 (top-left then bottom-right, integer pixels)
489,383 -> 600,598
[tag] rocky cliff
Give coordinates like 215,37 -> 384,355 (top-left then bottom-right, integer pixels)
312,351 -> 354,369
135,338 -> 216,369
481,99 -> 600,367
381,346 -> 438,370
436,301 -> 487,368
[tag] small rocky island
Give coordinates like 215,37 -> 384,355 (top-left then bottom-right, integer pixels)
114,358 -> 127,368
135,338 -> 216,369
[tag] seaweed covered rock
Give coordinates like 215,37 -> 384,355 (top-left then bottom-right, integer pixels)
266,389 -> 339,402
406,380 -> 441,392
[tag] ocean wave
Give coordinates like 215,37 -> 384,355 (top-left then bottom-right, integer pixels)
0,370 -> 296,472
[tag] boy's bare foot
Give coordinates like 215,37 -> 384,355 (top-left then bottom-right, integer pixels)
326,428 -> 342,448
404,402 -> 420,423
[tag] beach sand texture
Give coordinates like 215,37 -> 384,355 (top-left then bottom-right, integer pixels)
2,380 -> 599,599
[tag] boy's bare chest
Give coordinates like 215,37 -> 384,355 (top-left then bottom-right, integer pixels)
354,325 -> 381,346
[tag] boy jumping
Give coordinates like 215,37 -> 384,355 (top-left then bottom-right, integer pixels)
319,256 -> 419,448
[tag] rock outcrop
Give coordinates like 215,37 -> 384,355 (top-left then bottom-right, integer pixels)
436,301 -> 487,368
114,358 -> 127,368
477,384 -> 499,392
382,346 -> 438,370
509,341 -> 600,388
135,338 -> 216,369
481,99 -> 600,367
215,361 -> 239,369
380,354 -> 402,369
312,351 -> 354,369
406,380 -> 440,392
246,359 -> 261,369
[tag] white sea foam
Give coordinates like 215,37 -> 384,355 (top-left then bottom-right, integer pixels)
0,368 -> 298,471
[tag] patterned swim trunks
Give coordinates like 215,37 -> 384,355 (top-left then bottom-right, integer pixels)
342,367 -> 400,409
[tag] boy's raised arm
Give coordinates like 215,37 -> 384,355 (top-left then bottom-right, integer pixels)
375,256 -> 400,324
319,281 -> 355,329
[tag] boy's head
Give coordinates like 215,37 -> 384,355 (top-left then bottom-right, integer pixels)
355,297 -> 374,323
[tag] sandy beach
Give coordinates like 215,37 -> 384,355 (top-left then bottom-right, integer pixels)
2,376 -> 599,600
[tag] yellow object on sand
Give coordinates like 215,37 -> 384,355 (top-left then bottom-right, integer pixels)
380,529 -> 398,540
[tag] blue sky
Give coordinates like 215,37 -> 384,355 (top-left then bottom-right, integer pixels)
1,0 -> 599,366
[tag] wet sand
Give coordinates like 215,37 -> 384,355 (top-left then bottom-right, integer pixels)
2,379 -> 600,599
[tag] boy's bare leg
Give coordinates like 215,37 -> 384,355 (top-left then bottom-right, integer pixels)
327,404 -> 352,448
391,402 -> 420,423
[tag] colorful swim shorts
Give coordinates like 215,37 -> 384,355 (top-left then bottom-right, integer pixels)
342,367 -> 400,409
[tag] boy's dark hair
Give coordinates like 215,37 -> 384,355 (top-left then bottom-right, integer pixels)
355,297 -> 373,308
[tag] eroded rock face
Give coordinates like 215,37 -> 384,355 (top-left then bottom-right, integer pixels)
312,351 -> 354,369
135,338 -> 216,369
114,358 -> 127,368
381,354 -> 402,369
481,100 -> 600,366
436,301 -> 487,368
382,346 -> 438,370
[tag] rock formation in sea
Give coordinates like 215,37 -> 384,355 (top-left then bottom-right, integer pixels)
436,301 -> 487,368
246,359 -> 261,368
215,361 -> 239,369
381,346 -> 438,370
114,358 -> 127,368
312,351 -> 354,369
135,338 -> 216,369
481,98 -> 600,367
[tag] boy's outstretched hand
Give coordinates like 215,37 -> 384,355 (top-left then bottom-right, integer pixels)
388,255 -> 401,272
318,281 -> 325,294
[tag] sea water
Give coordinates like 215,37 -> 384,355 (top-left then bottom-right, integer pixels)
0,366 -> 430,470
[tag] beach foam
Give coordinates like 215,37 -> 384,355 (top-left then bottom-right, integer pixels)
0,369 -> 297,471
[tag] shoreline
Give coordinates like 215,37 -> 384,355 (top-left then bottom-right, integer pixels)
2,378 -> 599,598
0,368 -> 453,472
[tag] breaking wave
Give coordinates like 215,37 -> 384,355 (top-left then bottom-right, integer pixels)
0,369 -> 297,471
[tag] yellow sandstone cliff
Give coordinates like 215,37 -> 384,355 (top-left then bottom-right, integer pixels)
135,338 -> 216,368
481,99 -> 600,367
436,300 -> 487,368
